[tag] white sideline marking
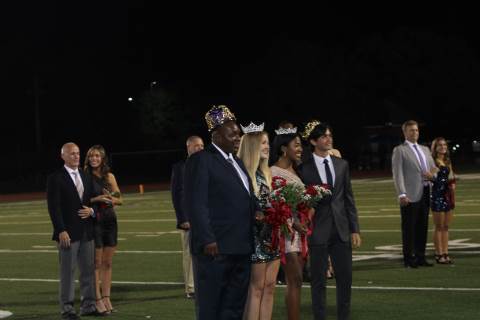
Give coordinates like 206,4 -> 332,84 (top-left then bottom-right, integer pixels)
0,249 -> 181,254
1,228 -> 480,237
362,229 -> 480,233
360,213 -> 480,218
0,231 -> 180,236
0,219 -> 177,225
0,278 -> 478,291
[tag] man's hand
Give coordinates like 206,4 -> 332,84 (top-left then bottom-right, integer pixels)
59,231 -> 71,248
422,171 -> 434,180
78,206 -> 93,219
351,233 -> 361,248
204,242 -> 219,256
180,222 -> 190,230
399,196 -> 410,207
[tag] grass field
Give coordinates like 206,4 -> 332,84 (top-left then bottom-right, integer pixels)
0,176 -> 479,319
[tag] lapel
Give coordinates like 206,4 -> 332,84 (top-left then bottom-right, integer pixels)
62,167 -> 83,203
331,156 -> 341,196
306,156 -> 323,185
207,145 -> 250,195
79,169 -> 87,202
403,142 -> 422,172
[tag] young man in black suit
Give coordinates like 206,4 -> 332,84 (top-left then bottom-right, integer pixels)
184,105 -> 259,320
171,135 -> 204,299
47,142 -> 98,320
299,122 -> 361,320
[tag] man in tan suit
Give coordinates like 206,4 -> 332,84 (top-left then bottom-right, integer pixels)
392,120 -> 437,268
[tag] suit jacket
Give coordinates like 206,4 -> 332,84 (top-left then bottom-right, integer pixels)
171,160 -> 188,229
46,167 -> 98,242
392,142 -> 436,202
298,155 -> 360,245
184,144 -> 258,255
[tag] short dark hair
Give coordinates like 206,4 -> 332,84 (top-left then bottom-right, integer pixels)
402,120 -> 418,132
308,122 -> 332,141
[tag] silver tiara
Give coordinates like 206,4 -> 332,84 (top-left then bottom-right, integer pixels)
274,127 -> 298,135
240,122 -> 265,134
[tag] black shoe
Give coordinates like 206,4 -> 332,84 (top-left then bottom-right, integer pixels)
404,259 -> 418,268
80,309 -> 107,317
417,258 -> 434,267
61,313 -> 80,320
186,292 -> 195,299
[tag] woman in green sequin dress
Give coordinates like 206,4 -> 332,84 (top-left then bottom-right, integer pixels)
238,126 -> 280,320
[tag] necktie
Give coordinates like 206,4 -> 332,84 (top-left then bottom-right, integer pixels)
227,157 -> 249,193
412,144 -> 428,173
324,159 -> 334,188
72,172 -> 84,199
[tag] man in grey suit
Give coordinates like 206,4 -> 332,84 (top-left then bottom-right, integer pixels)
392,120 -> 437,268
299,122 -> 361,320
47,143 -> 98,319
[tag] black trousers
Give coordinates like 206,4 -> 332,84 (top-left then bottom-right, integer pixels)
310,222 -> 352,320
192,253 -> 251,320
400,186 -> 430,262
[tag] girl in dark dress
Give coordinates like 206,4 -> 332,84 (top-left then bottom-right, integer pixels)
430,138 -> 456,264
85,145 -> 123,314
238,124 -> 280,320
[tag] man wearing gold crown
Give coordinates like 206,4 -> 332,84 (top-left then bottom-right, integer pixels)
184,105 -> 260,320
298,121 -> 361,320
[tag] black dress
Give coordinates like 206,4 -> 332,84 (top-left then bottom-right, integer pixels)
93,175 -> 118,248
431,165 -> 454,212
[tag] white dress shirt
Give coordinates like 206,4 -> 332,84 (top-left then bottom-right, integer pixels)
212,143 -> 250,193
405,140 -> 429,172
64,165 -> 84,192
313,153 -> 336,187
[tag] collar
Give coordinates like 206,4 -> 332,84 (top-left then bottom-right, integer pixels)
405,140 -> 418,147
64,165 -> 79,175
212,143 -> 233,161
313,152 -> 332,164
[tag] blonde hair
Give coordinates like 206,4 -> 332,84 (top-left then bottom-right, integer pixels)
237,131 -> 272,195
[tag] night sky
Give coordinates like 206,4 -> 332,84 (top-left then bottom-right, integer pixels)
2,3 -> 479,185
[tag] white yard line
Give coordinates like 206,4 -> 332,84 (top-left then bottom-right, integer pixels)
0,277 -> 478,291
0,227 -> 479,237
0,249 -> 182,254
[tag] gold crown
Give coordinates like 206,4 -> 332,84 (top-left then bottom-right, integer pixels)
205,105 -> 236,132
301,120 -> 321,140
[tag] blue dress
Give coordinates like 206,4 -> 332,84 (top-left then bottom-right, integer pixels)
431,166 -> 454,212
251,171 -> 280,263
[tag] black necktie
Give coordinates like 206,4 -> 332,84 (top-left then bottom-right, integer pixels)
324,159 -> 333,188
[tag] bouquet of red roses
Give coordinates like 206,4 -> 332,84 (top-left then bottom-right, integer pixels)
265,176 -> 332,262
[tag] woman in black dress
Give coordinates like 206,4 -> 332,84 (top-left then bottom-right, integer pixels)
85,145 -> 123,314
430,138 -> 455,264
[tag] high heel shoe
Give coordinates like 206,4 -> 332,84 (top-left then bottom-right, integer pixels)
443,254 -> 453,264
95,298 -> 110,316
102,296 -> 117,313
435,254 -> 448,264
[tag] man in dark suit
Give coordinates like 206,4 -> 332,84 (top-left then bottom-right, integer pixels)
299,122 -> 361,320
47,142 -> 98,320
184,105 -> 259,320
171,135 -> 204,299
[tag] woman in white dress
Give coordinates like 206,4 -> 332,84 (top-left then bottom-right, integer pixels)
270,127 -> 306,320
